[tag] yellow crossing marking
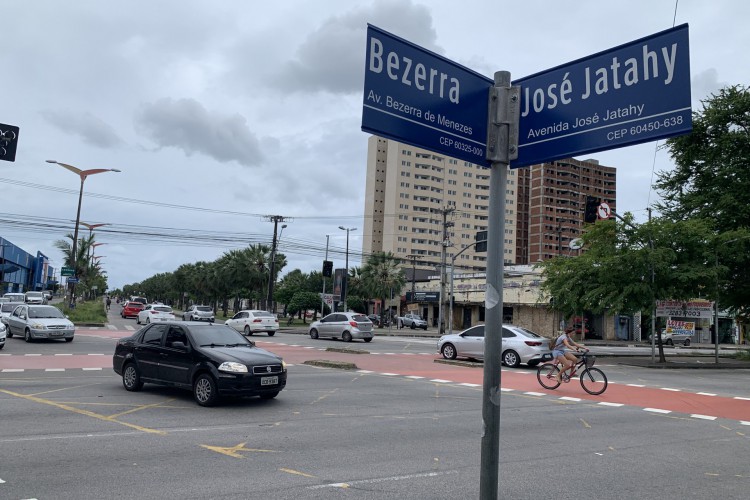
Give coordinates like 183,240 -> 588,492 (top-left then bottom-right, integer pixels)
200,442 -> 278,458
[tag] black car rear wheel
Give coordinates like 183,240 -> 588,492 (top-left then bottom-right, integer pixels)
342,331 -> 353,342
364,337 -> 372,343
502,350 -> 521,368
244,325 -> 253,336
194,373 -> 218,407
65,337 -> 74,343
683,338 -> 691,346
122,363 -> 144,391
267,331 -> 275,337
309,329 -> 319,339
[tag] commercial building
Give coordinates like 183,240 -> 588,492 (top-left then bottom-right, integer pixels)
0,236 -> 56,293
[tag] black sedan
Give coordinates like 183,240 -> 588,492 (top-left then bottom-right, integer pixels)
113,321 -> 287,406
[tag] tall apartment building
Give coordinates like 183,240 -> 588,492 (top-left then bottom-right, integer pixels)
363,136 -> 616,268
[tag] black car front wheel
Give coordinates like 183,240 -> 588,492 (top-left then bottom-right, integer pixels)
441,343 -> 457,360
24,329 -> 33,343
122,363 -> 144,391
260,391 -> 279,400
194,373 -> 219,407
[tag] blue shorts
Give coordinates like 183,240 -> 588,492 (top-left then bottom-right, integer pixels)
552,349 -> 566,359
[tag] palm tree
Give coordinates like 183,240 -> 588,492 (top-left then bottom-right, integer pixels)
360,252 -> 406,326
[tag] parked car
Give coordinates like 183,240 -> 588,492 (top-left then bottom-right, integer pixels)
121,301 -> 145,319
0,302 -> 26,327
649,329 -> 692,346
6,304 -> 75,343
182,305 -> 215,322
112,322 -> 287,406
225,310 -> 278,336
0,323 -> 6,349
437,324 -> 552,367
137,304 -> 175,325
24,291 -> 47,304
399,313 -> 428,330
308,312 -> 374,342
3,293 -> 26,303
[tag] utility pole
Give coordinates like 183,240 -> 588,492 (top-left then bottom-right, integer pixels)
321,235 -> 330,316
438,207 -> 455,335
265,215 -> 289,312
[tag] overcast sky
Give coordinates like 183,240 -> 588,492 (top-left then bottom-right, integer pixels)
1,0 -> 747,290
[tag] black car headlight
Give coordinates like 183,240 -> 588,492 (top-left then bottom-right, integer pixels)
218,361 -> 248,373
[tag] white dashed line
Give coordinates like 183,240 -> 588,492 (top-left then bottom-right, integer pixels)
598,402 -> 624,407
626,384 -> 645,387
697,392 -> 717,396
734,396 -> 750,401
459,383 -> 480,387
82,367 -> 103,371
380,373 -> 398,376
690,414 -> 717,421
560,396 -> 582,402
45,368 -> 65,372
405,376 -> 424,379
644,408 -> 672,414
107,324 -> 117,330
741,421 -> 750,426
87,353 -> 106,356
356,370 -> 374,374
430,379 -> 452,383
2,369 -> 24,373
661,388 -> 681,392
54,353 -> 73,356
24,353 -> 42,356
524,391 -> 547,397
500,388 -> 514,392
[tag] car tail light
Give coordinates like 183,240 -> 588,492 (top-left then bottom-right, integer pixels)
349,321 -> 358,327
150,310 -> 159,314
253,318 -> 262,323
525,341 -> 543,346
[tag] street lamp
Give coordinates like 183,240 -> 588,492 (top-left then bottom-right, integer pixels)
47,160 -> 120,308
338,226 -> 356,312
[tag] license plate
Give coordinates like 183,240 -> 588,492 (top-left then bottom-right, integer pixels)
261,376 -> 278,386
50,331 -> 63,336
542,353 -> 552,361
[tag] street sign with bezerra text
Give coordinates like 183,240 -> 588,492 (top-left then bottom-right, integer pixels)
361,25 -> 493,166
61,266 -> 75,276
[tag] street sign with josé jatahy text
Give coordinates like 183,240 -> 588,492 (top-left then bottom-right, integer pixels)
61,266 -> 75,276
512,24 -> 691,168
361,24 -> 493,166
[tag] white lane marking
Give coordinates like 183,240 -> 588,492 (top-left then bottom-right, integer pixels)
524,392 -> 547,397
82,367 -> 103,371
54,353 -> 73,356
45,368 -> 65,372
308,470 -> 459,489
500,388 -> 514,392
24,354 -> 42,356
741,421 -> 750,426
87,353 -> 106,356
560,396 -> 582,402
459,383 -> 481,387
690,414 -> 717,421
125,325 -> 135,331
734,396 -> 750,401
356,370 -> 374,374
2,369 -> 24,372
661,388 -> 681,392
697,392 -> 717,396
380,373 -> 398,376
107,324 -> 117,330
644,408 -> 672,414
627,384 -> 645,387
598,402 -> 624,407
430,379 -> 452,383
405,376 -> 424,379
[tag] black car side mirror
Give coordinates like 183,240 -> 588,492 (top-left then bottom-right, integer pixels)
248,340 -> 256,347
171,341 -> 188,350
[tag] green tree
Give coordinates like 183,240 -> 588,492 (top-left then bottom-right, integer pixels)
360,252 -> 406,326
287,291 -> 321,324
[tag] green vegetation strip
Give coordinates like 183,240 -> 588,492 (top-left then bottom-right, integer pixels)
53,301 -> 107,324
303,360 -> 358,370
325,347 -> 369,354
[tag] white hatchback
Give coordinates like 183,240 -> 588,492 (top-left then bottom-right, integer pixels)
137,304 -> 175,325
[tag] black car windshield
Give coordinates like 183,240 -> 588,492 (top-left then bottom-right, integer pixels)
191,325 -> 251,346
28,306 -> 65,319
196,306 -> 212,312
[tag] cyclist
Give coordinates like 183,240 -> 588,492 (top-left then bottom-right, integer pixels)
552,329 -> 586,382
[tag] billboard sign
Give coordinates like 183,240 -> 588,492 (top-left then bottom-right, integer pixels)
656,300 -> 714,319
513,24 -> 691,167
362,24 -> 493,166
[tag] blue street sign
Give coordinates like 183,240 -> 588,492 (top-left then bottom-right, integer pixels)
67,277 -> 79,284
362,25 -> 493,166
512,24 -> 691,168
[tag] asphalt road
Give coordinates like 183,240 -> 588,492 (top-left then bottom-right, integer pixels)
1,314 -> 749,499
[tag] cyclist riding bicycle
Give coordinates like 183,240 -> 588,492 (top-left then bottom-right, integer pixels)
551,329 -> 586,382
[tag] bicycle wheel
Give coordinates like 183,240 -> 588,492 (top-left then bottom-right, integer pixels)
579,367 -> 608,395
536,364 -> 561,390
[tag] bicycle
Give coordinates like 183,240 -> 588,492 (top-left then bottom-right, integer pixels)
536,349 -> 608,395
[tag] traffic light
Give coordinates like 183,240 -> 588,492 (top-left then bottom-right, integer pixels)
584,196 -> 599,223
322,260 -> 333,277
0,123 -> 20,162
475,230 -> 487,252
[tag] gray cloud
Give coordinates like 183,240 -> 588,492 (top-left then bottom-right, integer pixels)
40,110 -> 123,149
691,68 -> 728,108
272,0 -> 440,94
135,98 -> 264,167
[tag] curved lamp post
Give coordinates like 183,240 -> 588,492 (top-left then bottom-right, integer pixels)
338,226 -> 356,312
47,160 -> 120,307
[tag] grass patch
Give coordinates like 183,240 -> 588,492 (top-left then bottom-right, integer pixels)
54,300 -> 107,324
735,349 -> 750,361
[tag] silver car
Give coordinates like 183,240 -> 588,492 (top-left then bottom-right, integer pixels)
437,324 -> 552,367
0,322 -> 6,349
225,310 -> 278,336
1,302 -> 26,328
182,305 -> 215,322
6,304 -> 75,343
308,312 -> 374,343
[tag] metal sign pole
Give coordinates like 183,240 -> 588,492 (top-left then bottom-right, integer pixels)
479,70 -> 519,499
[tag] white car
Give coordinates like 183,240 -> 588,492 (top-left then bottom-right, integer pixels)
1,302 -> 25,328
182,305 -> 215,322
24,291 -> 47,304
3,293 -> 26,303
6,304 -> 75,342
137,304 -> 175,325
225,310 -> 278,336
0,322 -> 6,349
437,324 -> 553,368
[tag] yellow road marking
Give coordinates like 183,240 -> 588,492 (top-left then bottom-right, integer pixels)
28,383 -> 102,397
200,442 -> 278,458
579,418 -> 591,429
108,399 -> 178,418
280,468 -> 316,478
0,388 -> 166,435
